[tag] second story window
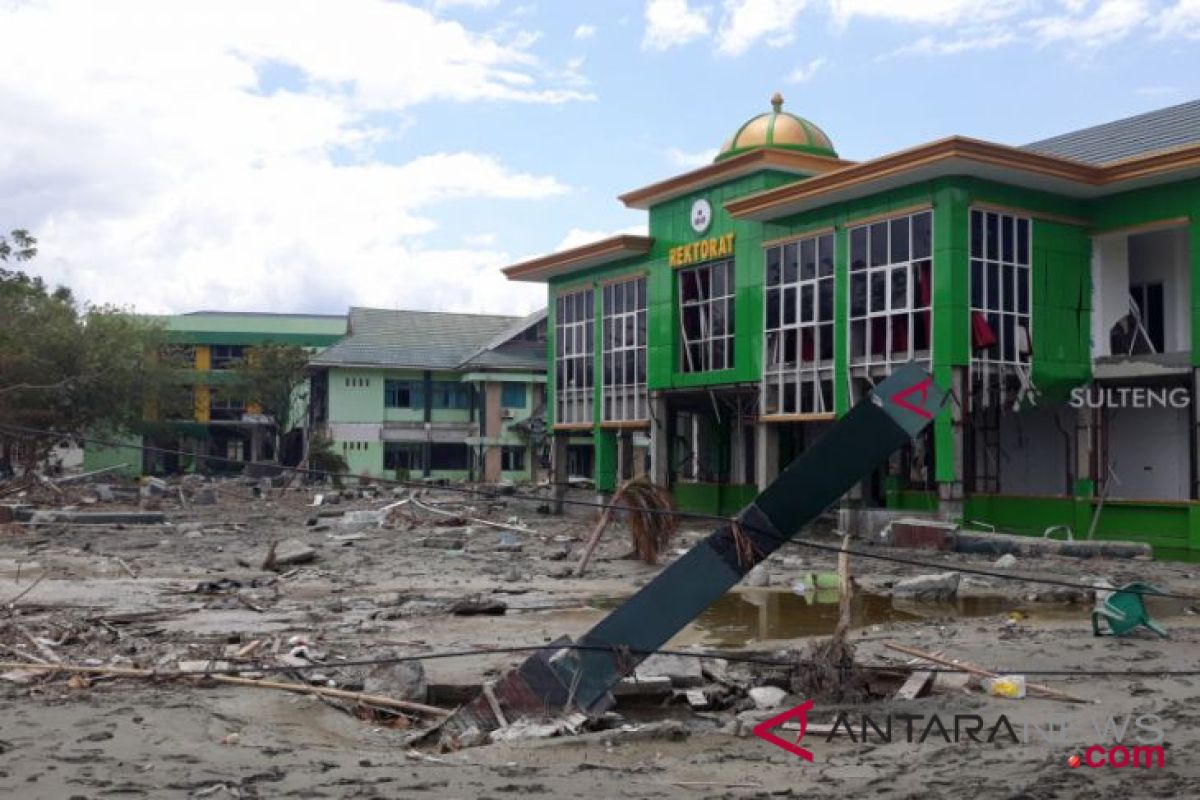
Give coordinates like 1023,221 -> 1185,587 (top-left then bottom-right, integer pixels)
679,259 -> 735,373
501,382 -> 527,408
384,380 -> 422,409
602,277 -> 648,421
210,344 -> 245,370
764,232 -> 834,415
430,381 -> 470,409
555,288 -> 594,425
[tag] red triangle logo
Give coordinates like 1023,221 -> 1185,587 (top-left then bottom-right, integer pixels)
752,699 -> 815,761
890,376 -> 935,420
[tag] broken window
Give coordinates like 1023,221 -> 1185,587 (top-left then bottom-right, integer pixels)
501,446 -> 526,471
429,443 -> 469,470
763,232 -> 834,416
679,259 -> 735,373
602,276 -> 648,422
383,442 -> 422,471
849,210 -> 933,381
555,288 -> 595,425
969,209 -> 1032,405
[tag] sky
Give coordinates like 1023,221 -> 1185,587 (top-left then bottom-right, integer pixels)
1,0 -> 1197,318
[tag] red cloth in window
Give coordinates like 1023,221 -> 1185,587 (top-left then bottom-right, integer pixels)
972,312 -> 997,350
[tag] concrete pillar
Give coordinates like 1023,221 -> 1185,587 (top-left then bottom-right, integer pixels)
936,366 -> 967,516
249,428 -> 263,464
754,422 -> 779,492
1075,403 -> 1097,496
552,433 -> 569,514
1192,369 -> 1200,500
617,431 -> 634,484
483,382 -> 502,482
650,393 -> 670,487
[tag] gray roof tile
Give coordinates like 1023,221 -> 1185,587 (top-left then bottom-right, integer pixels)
310,307 -> 544,371
1022,99 -> 1200,165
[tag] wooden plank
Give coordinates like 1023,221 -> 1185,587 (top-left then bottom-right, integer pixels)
895,669 -> 933,700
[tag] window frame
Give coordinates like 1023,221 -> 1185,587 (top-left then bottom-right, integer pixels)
602,275 -> 649,423
847,209 -> 934,384
554,287 -> 595,426
968,207 -> 1033,405
678,258 -> 735,373
762,231 -> 836,417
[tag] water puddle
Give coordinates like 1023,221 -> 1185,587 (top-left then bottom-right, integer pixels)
592,588 -> 1188,647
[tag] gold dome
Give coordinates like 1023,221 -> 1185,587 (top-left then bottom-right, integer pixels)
715,93 -> 836,162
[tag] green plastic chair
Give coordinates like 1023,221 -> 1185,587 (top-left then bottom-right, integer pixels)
1092,582 -> 1169,638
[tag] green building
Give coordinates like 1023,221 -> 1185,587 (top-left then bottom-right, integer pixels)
504,95 -> 1200,552
308,306 -> 546,483
84,311 -> 346,475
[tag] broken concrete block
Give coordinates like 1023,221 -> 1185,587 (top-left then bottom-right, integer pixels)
489,720 -> 562,743
748,686 -> 788,709
271,538 -> 317,567
745,564 -> 770,587
885,518 -> 957,551
364,658 -> 426,701
993,553 -> 1018,568
614,675 -> 672,697
635,653 -> 705,687
892,572 -> 960,601
191,487 -> 218,505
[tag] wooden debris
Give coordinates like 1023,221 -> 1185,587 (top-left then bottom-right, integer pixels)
884,642 -> 1091,704
895,669 -> 933,700
0,661 -> 451,717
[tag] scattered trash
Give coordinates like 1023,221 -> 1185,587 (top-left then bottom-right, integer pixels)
985,675 -> 1027,699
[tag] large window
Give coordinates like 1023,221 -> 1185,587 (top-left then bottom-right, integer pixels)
430,381 -> 470,409
849,210 -> 933,378
764,233 -> 835,415
969,209 -> 1032,402
680,259 -> 735,372
430,443 -> 469,470
384,442 -> 422,471
501,446 -> 526,471
500,382 -> 527,409
555,288 -> 594,425
210,345 -> 245,370
385,380 -> 421,409
602,277 -> 648,421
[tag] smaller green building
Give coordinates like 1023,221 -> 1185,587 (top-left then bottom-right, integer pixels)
308,307 -> 546,483
84,311 -> 347,476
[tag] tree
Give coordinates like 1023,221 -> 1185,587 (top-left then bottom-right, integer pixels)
0,239 -> 185,473
230,343 -> 313,463
0,229 -> 37,263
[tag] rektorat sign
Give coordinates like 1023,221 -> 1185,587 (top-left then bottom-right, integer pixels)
668,233 -> 734,268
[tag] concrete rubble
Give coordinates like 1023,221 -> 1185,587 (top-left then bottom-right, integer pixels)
1,469 -> 1198,797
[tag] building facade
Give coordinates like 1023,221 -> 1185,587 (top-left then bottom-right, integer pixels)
84,311 -> 347,476
504,95 -> 1200,552
308,307 -> 546,483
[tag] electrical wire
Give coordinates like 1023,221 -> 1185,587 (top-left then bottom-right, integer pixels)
3,421 -> 1199,604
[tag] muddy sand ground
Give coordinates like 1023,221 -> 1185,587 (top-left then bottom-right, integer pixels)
2,482 -> 1199,799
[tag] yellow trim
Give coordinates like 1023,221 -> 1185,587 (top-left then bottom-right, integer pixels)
194,386 -> 211,423
1093,215 -> 1190,237
845,203 -> 934,230
760,412 -> 836,423
194,344 -> 211,371
970,202 -> 1089,228
763,226 -> 835,248
599,420 -> 650,430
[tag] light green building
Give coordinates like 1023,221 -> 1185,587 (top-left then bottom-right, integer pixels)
504,95 -> 1200,552
308,306 -> 547,483
84,311 -> 346,476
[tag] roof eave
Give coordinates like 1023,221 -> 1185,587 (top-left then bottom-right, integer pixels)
502,235 -> 653,283
618,147 -> 854,210
726,137 -> 1200,222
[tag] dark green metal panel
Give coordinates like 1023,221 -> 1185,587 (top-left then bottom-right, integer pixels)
439,363 -> 945,739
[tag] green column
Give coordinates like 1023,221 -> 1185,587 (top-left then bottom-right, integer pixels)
594,428 -> 618,492
932,184 -> 969,485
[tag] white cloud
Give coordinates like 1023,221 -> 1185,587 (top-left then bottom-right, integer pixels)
1155,0 -> 1200,38
1136,84 -> 1181,95
555,225 -> 649,252
788,56 -> 828,81
574,23 -> 597,39
881,29 -> 1015,58
829,0 -> 1030,26
0,0 -> 586,316
1028,0 -> 1152,48
643,0 -> 712,50
434,0 -> 500,9
717,0 -> 809,55
666,147 -> 719,167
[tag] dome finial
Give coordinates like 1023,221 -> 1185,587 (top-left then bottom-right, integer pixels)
770,92 -> 784,112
